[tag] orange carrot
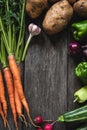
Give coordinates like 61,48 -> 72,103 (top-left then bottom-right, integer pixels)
8,54 -> 40,128
0,103 -> 6,127
0,70 -> 7,117
14,86 -> 27,126
14,86 -> 22,117
8,55 -> 29,114
3,67 -> 18,130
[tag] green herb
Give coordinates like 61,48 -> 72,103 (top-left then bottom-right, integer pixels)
0,0 -> 25,61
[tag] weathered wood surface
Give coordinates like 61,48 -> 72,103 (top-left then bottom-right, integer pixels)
23,27 -> 81,130
0,19 -> 83,130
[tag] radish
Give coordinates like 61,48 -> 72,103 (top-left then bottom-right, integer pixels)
43,121 -> 57,130
44,124 -> 53,130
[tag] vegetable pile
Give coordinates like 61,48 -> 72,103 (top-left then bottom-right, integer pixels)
0,0 -> 87,130
0,0 -> 41,129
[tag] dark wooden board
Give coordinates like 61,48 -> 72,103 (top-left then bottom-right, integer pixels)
23,27 -> 82,130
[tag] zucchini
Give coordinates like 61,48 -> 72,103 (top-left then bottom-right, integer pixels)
58,105 -> 87,122
76,125 -> 87,130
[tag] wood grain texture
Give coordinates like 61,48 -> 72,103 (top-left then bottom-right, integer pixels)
24,30 -> 68,130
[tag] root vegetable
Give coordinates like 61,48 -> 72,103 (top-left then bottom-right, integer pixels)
3,67 -> 18,130
8,55 -> 40,128
0,70 -> 7,118
73,0 -> 87,18
0,103 -> 6,127
42,0 -> 73,35
26,0 -> 48,19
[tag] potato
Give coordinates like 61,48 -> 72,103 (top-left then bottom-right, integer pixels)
26,0 -> 47,19
42,0 -> 73,35
68,0 -> 77,4
73,0 -> 87,17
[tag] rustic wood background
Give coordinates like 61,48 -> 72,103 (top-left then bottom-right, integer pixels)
0,14 -> 84,130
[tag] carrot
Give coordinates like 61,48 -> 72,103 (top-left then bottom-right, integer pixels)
3,67 -> 18,130
0,103 -> 6,127
0,70 -> 7,117
8,54 -> 40,128
14,86 -> 22,117
8,55 -> 28,112
14,65 -> 28,126
14,85 -> 27,126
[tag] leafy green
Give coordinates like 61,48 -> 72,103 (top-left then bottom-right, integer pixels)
0,0 -> 25,63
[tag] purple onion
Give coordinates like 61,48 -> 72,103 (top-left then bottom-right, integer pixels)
69,41 -> 81,55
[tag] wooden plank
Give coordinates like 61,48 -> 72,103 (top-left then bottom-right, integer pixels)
24,30 -> 68,130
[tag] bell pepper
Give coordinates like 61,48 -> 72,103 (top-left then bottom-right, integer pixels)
72,20 -> 87,41
75,62 -> 87,84
74,86 -> 87,103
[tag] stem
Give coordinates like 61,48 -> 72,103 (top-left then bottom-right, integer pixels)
6,0 -> 12,50
51,120 -> 57,125
6,120 -> 11,130
28,113 -> 41,128
58,115 -> 64,122
15,0 -> 25,62
22,34 -> 32,61
15,32 -> 24,63
19,114 -> 28,127
12,24 -> 16,53
0,18 -> 10,54
73,98 -> 78,103
44,119 -> 53,122
16,1 -> 25,53
0,36 -> 8,68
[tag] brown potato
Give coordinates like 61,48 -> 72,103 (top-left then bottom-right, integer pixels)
68,0 -> 77,4
73,0 -> 87,17
26,0 -> 47,19
42,0 -> 73,35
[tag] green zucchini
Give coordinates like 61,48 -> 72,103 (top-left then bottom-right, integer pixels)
76,125 -> 87,130
58,105 -> 87,122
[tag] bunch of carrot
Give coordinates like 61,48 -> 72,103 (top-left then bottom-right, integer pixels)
0,0 -> 41,130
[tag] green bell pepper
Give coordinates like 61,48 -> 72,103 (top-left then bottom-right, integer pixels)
72,20 -> 87,41
75,62 -> 87,84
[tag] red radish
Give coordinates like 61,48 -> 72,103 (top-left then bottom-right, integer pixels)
34,116 -> 43,124
44,124 -> 53,130
44,121 -> 57,130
